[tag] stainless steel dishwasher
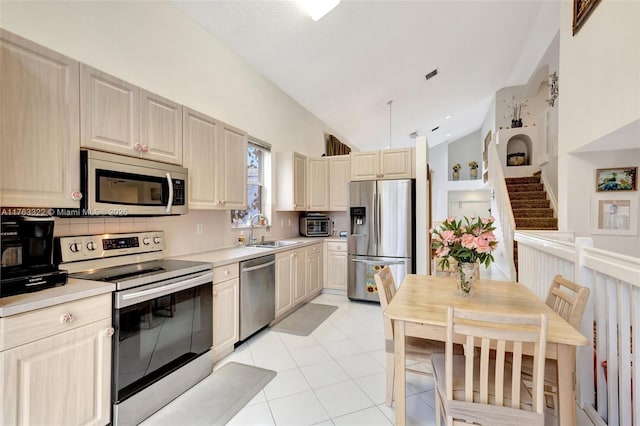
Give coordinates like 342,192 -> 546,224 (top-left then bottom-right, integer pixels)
239,254 -> 276,340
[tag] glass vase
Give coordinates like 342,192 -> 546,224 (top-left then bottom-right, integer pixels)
456,261 -> 479,296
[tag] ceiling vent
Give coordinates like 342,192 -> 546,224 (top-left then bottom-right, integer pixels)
425,69 -> 438,80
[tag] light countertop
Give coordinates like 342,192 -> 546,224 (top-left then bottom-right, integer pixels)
0,278 -> 115,317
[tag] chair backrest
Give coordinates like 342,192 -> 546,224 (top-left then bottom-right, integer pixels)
545,275 -> 590,329
374,266 -> 396,344
444,306 -> 548,423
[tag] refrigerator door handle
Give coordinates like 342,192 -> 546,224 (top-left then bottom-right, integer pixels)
373,192 -> 379,247
351,259 -> 406,266
377,192 -> 382,247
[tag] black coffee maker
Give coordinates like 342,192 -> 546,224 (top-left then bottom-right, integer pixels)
1,216 -> 67,298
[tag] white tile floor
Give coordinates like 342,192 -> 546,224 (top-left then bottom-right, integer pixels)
151,264 -> 594,425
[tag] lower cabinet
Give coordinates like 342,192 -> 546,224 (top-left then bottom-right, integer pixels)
212,264 -> 239,362
325,240 -> 348,291
275,243 -> 324,319
0,316 -> 112,426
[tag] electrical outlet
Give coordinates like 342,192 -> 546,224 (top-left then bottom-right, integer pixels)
196,224 -> 203,234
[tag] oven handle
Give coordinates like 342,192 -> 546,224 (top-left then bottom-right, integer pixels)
165,172 -> 174,214
116,271 -> 213,308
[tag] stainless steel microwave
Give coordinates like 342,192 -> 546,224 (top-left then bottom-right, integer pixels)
80,150 -> 188,216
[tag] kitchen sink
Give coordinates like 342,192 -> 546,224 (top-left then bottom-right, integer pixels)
250,240 -> 301,248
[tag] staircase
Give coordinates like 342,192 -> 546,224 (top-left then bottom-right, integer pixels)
506,173 -> 557,273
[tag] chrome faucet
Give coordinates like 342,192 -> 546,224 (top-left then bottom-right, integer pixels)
248,214 -> 271,245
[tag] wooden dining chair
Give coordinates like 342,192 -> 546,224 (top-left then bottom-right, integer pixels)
522,274 -> 590,408
431,306 -> 548,426
375,266 -> 448,407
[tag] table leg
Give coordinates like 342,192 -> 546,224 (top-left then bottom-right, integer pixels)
394,319 -> 406,426
557,344 -> 577,426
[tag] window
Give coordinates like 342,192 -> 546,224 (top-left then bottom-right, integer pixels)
231,140 -> 271,227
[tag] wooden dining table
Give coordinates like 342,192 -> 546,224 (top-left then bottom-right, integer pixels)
384,274 -> 589,426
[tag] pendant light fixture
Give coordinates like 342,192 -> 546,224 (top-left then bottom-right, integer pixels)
386,100 -> 393,150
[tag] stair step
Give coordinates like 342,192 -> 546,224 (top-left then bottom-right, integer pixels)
507,183 -> 544,192
506,176 -> 540,185
509,191 -> 548,200
512,208 -> 555,218
511,199 -> 550,209
515,217 -> 558,229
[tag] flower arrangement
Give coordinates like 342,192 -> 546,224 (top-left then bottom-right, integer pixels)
468,160 -> 478,170
430,215 -> 498,270
452,163 -> 461,172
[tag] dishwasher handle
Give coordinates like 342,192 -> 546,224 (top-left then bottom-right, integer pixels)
241,260 -> 276,273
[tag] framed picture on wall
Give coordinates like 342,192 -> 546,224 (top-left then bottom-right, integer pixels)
596,167 -> 637,192
591,195 -> 638,235
573,0 -> 602,35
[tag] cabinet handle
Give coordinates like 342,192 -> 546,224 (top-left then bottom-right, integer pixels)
142,144 -> 149,153
104,327 -> 115,337
224,270 -> 231,276
213,292 -> 218,298
59,312 -> 74,324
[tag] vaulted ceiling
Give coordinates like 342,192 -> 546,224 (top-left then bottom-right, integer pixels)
175,1 -> 557,151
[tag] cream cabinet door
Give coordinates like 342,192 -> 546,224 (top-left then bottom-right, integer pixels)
292,248 -> 308,305
380,148 -> 413,179
0,29 -> 81,208
140,89 -> 183,165
306,244 -> 323,297
183,107 -> 219,209
275,252 -> 293,318
329,155 -> 350,211
217,122 -> 248,210
0,318 -> 112,426
307,157 -> 329,211
325,241 -> 347,291
350,151 -> 380,181
213,278 -> 239,351
276,151 -> 307,211
80,64 -> 140,156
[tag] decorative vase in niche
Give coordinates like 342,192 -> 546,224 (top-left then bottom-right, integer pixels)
456,261 -> 479,296
452,171 -> 460,181
470,168 -> 478,179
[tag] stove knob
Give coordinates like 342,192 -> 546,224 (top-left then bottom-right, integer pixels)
153,237 -> 161,244
69,243 -> 81,253
86,242 -> 96,251
143,238 -> 151,245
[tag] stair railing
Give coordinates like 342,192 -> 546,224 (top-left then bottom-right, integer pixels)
515,230 -> 640,426
487,139 -> 517,281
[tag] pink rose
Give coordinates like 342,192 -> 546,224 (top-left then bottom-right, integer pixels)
475,236 -> 492,253
436,246 -> 450,257
461,234 -> 476,249
440,230 -> 456,245
470,214 -> 477,219
482,231 -> 496,241
488,216 -> 495,223
446,216 -> 455,223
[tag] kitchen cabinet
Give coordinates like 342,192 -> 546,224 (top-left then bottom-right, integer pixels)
306,243 -> 324,297
275,151 -> 306,211
350,148 -> 414,181
325,240 -> 348,291
212,263 -> 239,362
328,155 -> 350,211
0,294 -> 112,426
80,64 -> 183,165
307,157 -> 329,211
0,29 -> 81,208
183,108 -> 247,210
275,246 -> 308,318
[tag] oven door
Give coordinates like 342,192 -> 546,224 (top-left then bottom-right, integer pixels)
112,271 -> 213,404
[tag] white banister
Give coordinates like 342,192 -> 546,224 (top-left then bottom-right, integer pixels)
515,230 -> 640,425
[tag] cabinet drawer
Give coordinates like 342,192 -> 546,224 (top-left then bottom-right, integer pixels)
213,263 -> 239,283
326,242 -> 347,252
0,293 -> 111,351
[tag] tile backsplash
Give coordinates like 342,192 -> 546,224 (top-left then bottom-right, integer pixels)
54,210 -> 304,257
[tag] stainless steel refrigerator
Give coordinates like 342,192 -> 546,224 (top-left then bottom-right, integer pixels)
347,179 -> 415,302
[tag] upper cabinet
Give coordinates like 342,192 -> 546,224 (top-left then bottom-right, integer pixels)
328,155 -> 350,211
80,64 -> 182,165
276,152 -> 307,211
306,157 -> 329,211
182,108 -> 247,210
140,90 -> 183,164
350,148 -> 414,181
0,29 -> 81,208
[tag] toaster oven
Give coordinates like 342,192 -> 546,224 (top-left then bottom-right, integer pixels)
300,215 -> 332,237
